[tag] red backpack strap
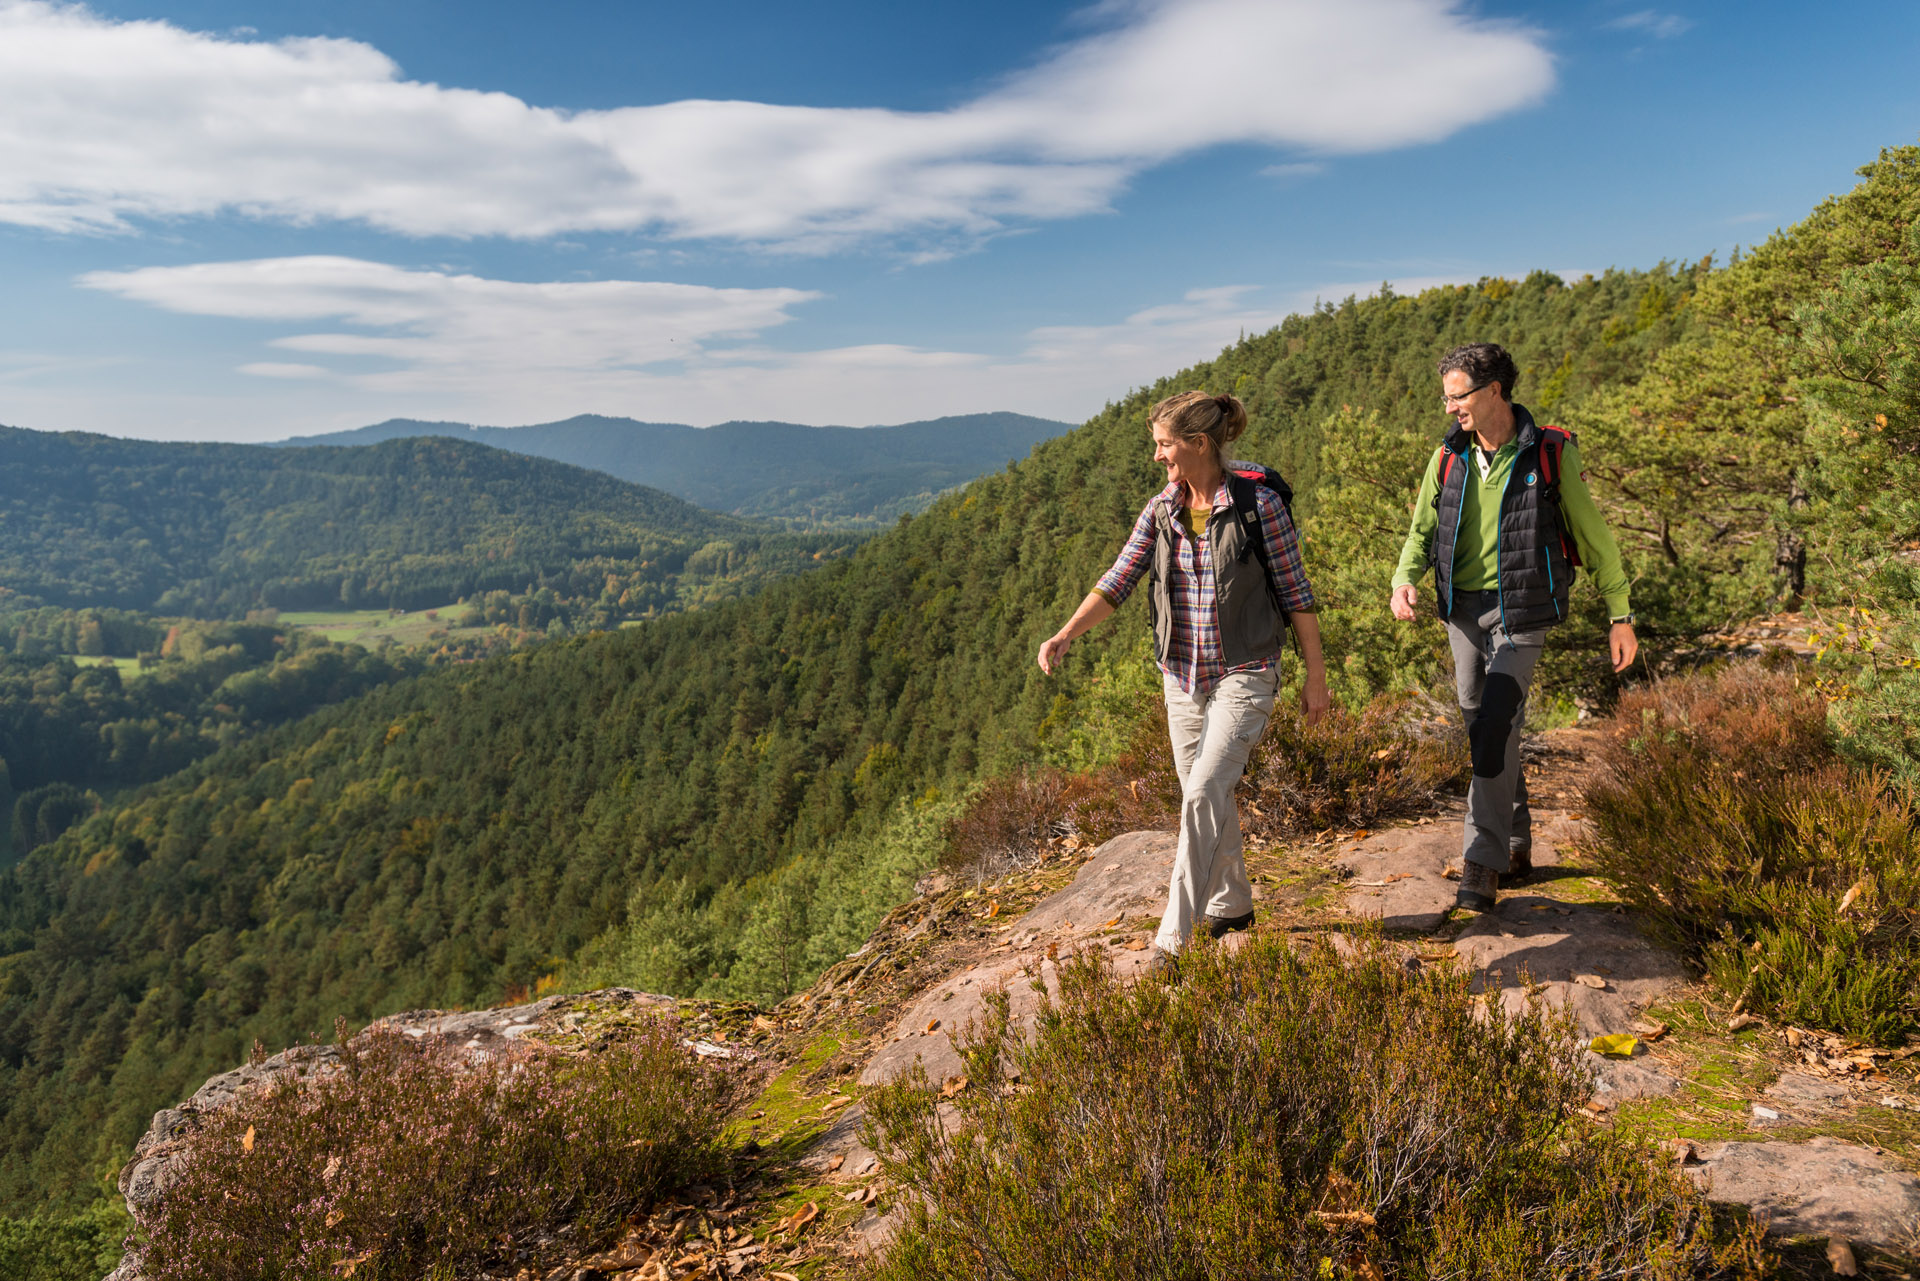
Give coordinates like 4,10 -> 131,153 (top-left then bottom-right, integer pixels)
1539,425 -> 1570,488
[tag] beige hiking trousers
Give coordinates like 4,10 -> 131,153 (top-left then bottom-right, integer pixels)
1155,667 -> 1280,953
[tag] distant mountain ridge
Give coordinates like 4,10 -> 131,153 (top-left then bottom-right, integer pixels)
0,425 -> 849,617
277,412 -> 1073,527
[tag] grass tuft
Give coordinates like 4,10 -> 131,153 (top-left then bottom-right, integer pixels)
863,933 -> 1769,1280
140,1019 -> 733,1281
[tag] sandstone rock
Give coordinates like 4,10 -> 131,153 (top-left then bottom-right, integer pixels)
858,831 -> 1174,1089
1689,1136 -> 1920,1253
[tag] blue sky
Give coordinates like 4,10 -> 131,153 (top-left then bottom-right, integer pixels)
1,0 -> 1915,442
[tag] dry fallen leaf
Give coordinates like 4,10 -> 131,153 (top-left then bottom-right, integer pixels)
1838,880 -> 1865,914
1729,1013 -> 1759,1032
1784,1027 -> 1805,1048
826,1153 -> 845,1172
1670,1139 -> 1698,1165
985,901 -> 1000,920
1442,864 -> 1462,881
1632,1020 -> 1670,1043
1371,748 -> 1393,760
1308,1209 -> 1378,1228
1383,872 -> 1412,884
1104,863 -> 1121,872
1103,916 -> 1121,927
242,1125 -> 256,1154
1123,938 -> 1148,951
1573,974 -> 1608,990
941,1075 -> 970,1099
1827,1237 -> 1859,1276
322,1154 -> 340,1181
771,1273 -> 803,1281
924,1018 -> 941,1034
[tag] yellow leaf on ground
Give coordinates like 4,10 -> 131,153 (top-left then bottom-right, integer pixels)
242,1125 -> 255,1154
1589,1033 -> 1639,1058
1103,917 -> 1121,927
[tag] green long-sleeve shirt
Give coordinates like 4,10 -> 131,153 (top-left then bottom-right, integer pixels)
1391,437 -> 1632,620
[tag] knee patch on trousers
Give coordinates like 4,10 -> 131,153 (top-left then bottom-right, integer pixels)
1468,673 -> 1524,778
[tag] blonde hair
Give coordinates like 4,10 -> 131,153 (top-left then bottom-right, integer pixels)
1149,390 -> 1247,459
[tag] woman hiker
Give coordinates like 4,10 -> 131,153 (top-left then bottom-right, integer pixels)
1037,390 -> 1329,971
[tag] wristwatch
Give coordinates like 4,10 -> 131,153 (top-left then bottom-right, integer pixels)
1610,614 -> 1636,626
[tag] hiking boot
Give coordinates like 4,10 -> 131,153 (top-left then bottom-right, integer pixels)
1455,860 -> 1498,913
1500,845 -> 1533,887
1204,910 -> 1255,940
1146,948 -> 1181,984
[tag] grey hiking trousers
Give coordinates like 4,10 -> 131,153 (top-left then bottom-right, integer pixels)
1445,591 -> 1545,874
1155,667 -> 1279,953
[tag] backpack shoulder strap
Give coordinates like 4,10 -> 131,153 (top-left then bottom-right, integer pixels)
1226,472 -> 1265,566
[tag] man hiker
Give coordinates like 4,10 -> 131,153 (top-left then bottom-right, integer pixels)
1389,342 -> 1636,912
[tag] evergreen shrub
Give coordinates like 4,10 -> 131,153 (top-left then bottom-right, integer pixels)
863,935 -> 1769,1280
0,1200 -> 129,1281
1585,664 -> 1920,1044
140,1020 -> 732,1281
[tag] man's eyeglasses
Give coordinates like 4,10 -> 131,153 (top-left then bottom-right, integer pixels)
1441,380 -> 1490,408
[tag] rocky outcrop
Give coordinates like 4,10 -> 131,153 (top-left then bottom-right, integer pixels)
105,988 -> 674,1281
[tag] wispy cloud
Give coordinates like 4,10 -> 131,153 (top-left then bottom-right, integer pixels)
1259,162 -> 1327,181
75,256 -> 1480,432
0,0 -> 1553,250
80,257 -> 820,399
1605,10 -> 1694,39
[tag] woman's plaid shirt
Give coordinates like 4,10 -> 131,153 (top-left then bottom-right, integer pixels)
1093,478 -> 1317,696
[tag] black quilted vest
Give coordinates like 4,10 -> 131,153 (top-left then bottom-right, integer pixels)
1146,484 -> 1288,670
1430,404 -> 1574,631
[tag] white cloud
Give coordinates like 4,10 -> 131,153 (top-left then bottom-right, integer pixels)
0,0 -> 1553,248
1605,10 -> 1693,39
80,257 -> 819,400
71,255 -> 1476,434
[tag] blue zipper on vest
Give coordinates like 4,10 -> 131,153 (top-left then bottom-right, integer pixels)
1543,544 -> 1558,617
1494,442 -> 1520,633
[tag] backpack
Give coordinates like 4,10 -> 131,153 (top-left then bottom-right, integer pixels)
1436,426 -> 1582,567
1223,459 -> 1295,616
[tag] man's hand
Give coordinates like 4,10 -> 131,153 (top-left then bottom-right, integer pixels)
1389,583 -> 1418,621
1610,622 -> 1638,673
1302,671 -> 1331,726
1037,632 -> 1072,675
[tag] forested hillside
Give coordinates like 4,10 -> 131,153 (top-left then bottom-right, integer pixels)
0,429 -> 855,619
280,412 -> 1072,528
3,141 -> 1915,1219
0,608 -> 432,868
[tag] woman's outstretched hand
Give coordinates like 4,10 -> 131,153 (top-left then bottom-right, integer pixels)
1038,593 -> 1116,675
1038,632 -> 1072,674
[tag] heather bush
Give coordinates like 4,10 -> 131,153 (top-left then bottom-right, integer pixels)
864,935 -> 1768,1280
1586,663 -> 1920,1044
945,690 -> 1463,881
140,1020 -> 732,1281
